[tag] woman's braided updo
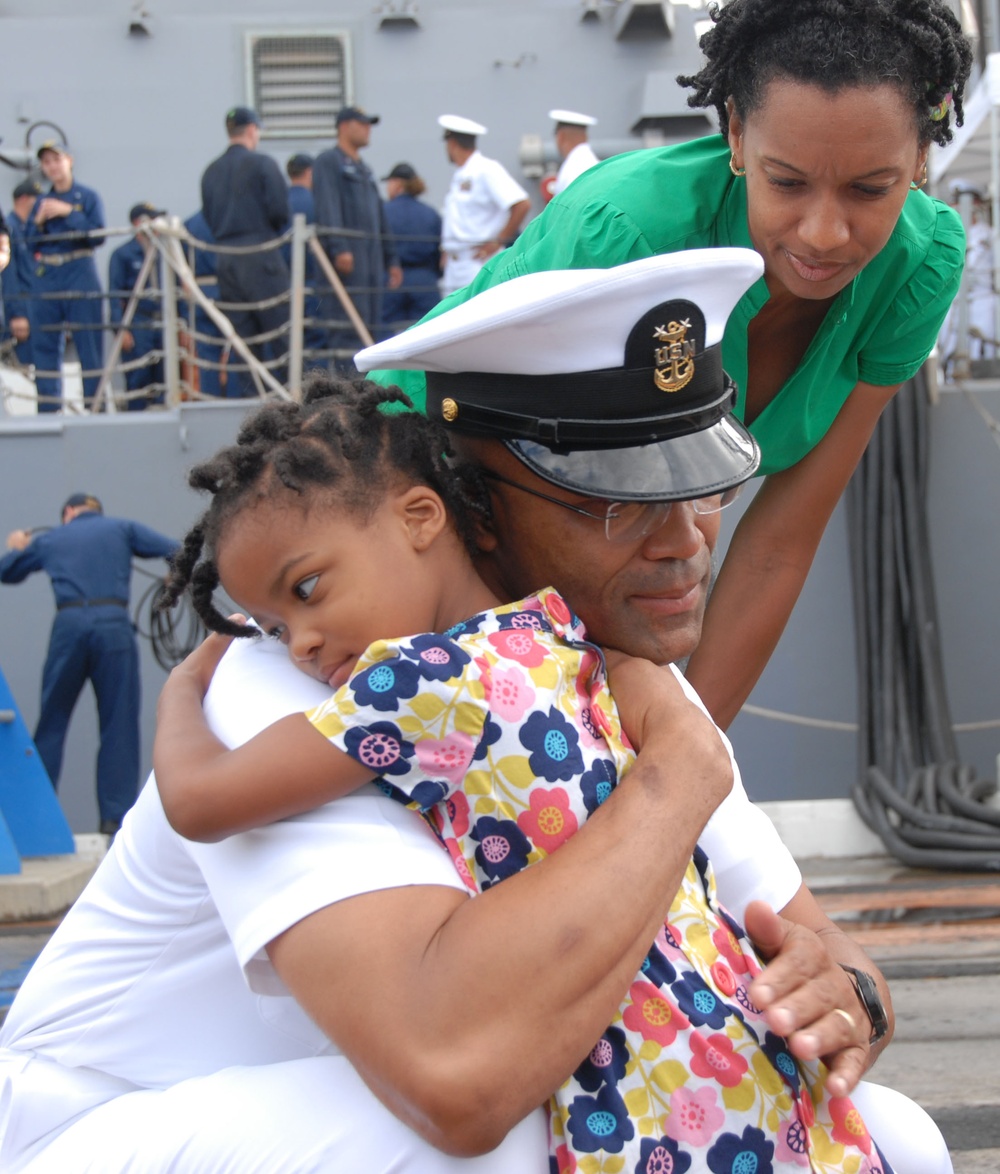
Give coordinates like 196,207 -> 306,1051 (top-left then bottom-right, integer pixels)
160,371 -> 492,638
678,0 -> 972,146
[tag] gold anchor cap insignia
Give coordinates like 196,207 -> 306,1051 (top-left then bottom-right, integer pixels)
652,319 -> 695,393
441,397 -> 459,422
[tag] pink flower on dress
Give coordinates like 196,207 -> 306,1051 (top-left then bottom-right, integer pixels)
552,1142 -> 577,1174
655,921 -> 685,958
485,663 -> 536,723
414,733 -> 477,786
442,837 -> 477,892
775,1117 -> 811,1166
664,1085 -> 725,1146
444,790 -> 470,837
622,980 -> 689,1045
487,628 -> 549,668
689,1032 -> 748,1087
516,787 -> 579,853
712,924 -> 751,975
829,1096 -> 872,1155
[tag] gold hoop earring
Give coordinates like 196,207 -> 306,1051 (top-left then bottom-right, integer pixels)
910,168 -> 928,191
729,154 -> 746,178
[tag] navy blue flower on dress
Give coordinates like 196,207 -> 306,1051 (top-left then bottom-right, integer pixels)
639,944 -> 676,989
350,656 -> 422,711
634,1135 -> 693,1174
519,707 -> 584,782
472,713 -> 503,762
574,1026 -> 629,1092
342,722 -> 415,777
566,1084 -> 634,1154
707,1125 -> 774,1174
761,1030 -> 800,1094
672,971 -> 732,1030
470,816 -> 532,887
497,609 -> 551,633
580,758 -> 617,814
407,779 -> 450,811
403,633 -> 471,682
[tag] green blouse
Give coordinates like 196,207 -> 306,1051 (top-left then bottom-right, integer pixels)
376,135 -> 965,477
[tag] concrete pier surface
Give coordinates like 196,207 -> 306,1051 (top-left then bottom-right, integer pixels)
0,850 -> 998,1170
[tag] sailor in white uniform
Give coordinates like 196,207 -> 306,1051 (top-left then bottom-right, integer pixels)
549,108 -> 600,196
437,114 -> 530,297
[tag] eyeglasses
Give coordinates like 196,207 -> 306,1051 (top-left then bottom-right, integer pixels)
481,469 -> 744,544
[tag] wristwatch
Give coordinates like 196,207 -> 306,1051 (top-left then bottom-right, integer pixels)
839,964 -> 889,1045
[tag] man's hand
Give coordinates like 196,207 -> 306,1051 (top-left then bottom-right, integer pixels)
10,317 -> 30,343
120,329 -> 135,352
744,900 -> 871,1096
473,239 -> 502,261
334,251 -> 355,277
5,529 -> 31,552
34,197 -> 74,225
387,264 -> 403,290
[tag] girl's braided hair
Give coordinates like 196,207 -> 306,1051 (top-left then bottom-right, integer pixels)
160,372 -> 492,638
678,0 -> 972,146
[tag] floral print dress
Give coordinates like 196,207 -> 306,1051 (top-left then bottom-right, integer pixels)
307,588 -> 891,1174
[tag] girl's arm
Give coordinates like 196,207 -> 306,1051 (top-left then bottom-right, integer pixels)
686,379 -> 900,730
154,630 -> 372,842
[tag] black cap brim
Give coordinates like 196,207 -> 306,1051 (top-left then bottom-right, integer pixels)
506,413 -> 760,502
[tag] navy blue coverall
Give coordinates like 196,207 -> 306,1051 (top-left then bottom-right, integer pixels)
0,510 -> 178,827
108,236 -> 163,409
2,209 -> 36,367
26,182 -> 105,412
182,210 -> 224,398
312,146 -> 399,362
201,144 -> 290,396
382,192 -> 442,329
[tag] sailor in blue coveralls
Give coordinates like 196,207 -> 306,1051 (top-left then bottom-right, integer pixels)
182,208 -> 224,398
200,106 -> 290,397
380,162 -> 442,330
0,494 -> 178,835
283,153 -> 327,358
312,106 -> 401,368
27,142 -> 106,412
108,203 -> 165,410
1,178 -> 43,368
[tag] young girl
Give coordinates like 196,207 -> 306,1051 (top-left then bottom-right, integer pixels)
156,374 -> 890,1174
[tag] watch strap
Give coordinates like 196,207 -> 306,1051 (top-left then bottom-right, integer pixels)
839,963 -> 889,1045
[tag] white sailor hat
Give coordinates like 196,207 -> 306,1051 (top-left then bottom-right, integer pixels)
438,114 -> 487,136
549,109 -> 597,127
355,250 -> 764,502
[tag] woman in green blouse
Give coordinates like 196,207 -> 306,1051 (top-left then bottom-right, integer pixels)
376,0 -> 972,729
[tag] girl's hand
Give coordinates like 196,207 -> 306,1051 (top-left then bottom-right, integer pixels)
170,615 -> 246,700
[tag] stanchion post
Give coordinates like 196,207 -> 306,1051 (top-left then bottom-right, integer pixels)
288,213 -> 306,401
161,217 -> 182,408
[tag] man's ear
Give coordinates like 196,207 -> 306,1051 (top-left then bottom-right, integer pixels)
396,485 -> 449,552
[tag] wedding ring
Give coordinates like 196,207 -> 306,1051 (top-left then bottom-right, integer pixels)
833,1007 -> 857,1032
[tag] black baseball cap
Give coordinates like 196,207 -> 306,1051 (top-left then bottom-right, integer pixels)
13,178 -> 42,200
382,162 -> 416,181
129,202 -> 166,222
62,493 -> 103,515
287,153 -> 314,177
36,139 -> 69,160
336,106 -> 380,126
226,106 -> 260,129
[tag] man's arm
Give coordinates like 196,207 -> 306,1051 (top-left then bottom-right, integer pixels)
266,657 -> 734,1157
474,199 -> 531,261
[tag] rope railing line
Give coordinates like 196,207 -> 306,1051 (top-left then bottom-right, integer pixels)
738,702 -> 1000,733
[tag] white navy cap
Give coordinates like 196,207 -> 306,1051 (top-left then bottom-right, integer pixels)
438,114 -> 487,136
355,250 -> 764,501
549,109 -> 597,127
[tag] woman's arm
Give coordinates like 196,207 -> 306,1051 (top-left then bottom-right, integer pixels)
686,380 -> 900,730
154,631 -> 371,842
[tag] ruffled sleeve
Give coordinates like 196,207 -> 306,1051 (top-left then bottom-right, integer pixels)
858,199 -> 966,387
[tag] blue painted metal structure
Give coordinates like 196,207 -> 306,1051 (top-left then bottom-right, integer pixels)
0,665 -> 76,873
